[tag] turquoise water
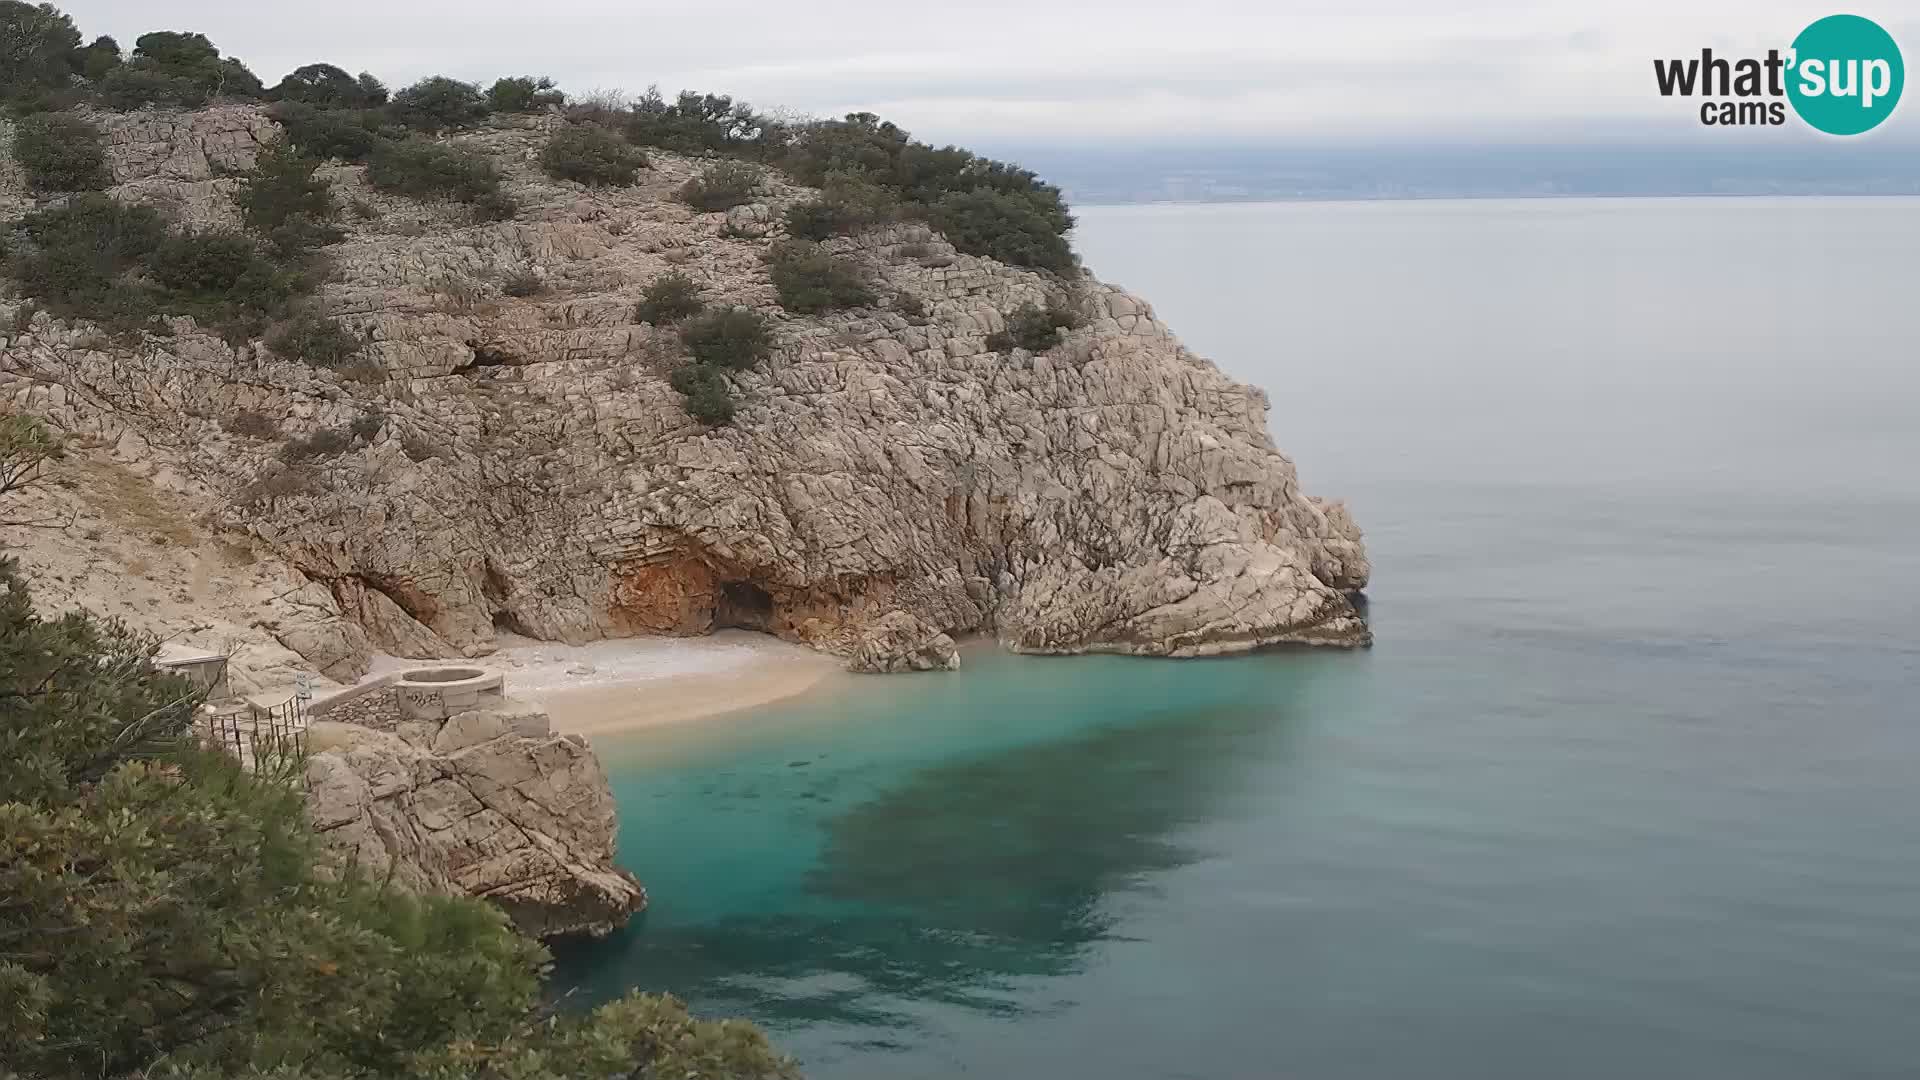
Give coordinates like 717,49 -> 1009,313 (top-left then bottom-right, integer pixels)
555,199 -> 1920,1078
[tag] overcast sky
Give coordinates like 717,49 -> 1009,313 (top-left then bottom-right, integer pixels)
55,1 -> 1920,144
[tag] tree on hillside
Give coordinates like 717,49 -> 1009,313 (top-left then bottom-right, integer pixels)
70,32 -> 119,80
98,28 -> 263,108
0,0 -> 82,97
390,75 -> 489,133
272,62 -> 384,108
0,450 -> 800,1075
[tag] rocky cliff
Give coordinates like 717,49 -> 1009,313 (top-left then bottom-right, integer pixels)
0,106 -> 1370,683
303,690 -> 645,938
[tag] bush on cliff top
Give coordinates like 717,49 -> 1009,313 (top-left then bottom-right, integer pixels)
271,62 -> 388,108
625,87 -> 780,158
489,75 -> 565,113
0,549 -> 799,1079
95,30 -> 264,109
928,188 -> 1078,278
389,74 -> 489,133
782,112 -> 1076,274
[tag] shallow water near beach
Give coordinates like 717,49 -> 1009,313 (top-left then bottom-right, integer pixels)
553,198 -> 1920,1079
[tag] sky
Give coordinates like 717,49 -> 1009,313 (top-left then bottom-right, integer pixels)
53,1 -> 1920,145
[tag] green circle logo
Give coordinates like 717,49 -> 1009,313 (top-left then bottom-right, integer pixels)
1787,14 -> 1904,135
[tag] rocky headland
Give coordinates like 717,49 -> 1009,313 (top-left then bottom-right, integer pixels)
0,105 -> 1370,686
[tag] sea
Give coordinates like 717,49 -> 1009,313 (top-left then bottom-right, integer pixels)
553,197 -> 1920,1080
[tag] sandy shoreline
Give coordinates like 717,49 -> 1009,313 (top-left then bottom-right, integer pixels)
366,631 -> 842,736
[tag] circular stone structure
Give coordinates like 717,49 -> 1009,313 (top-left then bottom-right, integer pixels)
394,666 -> 506,721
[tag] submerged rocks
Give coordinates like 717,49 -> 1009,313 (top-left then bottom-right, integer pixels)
847,610 -> 961,674
303,697 -> 646,939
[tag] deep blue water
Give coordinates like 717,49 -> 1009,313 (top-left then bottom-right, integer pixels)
555,198 -> 1920,1079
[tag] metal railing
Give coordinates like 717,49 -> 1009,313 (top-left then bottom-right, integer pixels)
203,689 -> 310,774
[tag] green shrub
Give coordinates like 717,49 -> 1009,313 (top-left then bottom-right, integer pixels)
636,271 -> 703,324
146,231 -> 297,338
390,75 -> 489,133
9,112 -> 110,192
234,139 -> 342,255
6,195 -> 167,328
540,125 -> 645,186
626,87 -> 781,157
400,434 -> 444,461
278,425 -> 352,461
264,309 -> 360,368
682,306 -> 770,370
471,189 -> 519,222
220,409 -> 279,438
268,102 -> 391,162
679,160 -> 762,212
778,112 -> 1076,273
767,240 -> 874,314
928,188 -> 1078,276
234,462 -> 318,503
488,75 -> 564,113
0,457 -> 787,1075
985,297 -> 1083,353
783,173 -> 895,240
670,363 -> 735,425
366,137 -> 500,202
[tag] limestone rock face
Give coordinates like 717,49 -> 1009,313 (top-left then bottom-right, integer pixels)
303,700 -> 646,939
0,107 -> 1372,677
847,610 -> 961,674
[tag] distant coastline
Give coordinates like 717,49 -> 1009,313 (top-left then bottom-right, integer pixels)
989,139 -> 1920,208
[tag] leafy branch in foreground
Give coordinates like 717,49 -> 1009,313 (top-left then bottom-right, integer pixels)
0,552 -> 801,1078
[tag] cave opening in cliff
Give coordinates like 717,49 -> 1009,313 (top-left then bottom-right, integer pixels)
715,581 -> 775,632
